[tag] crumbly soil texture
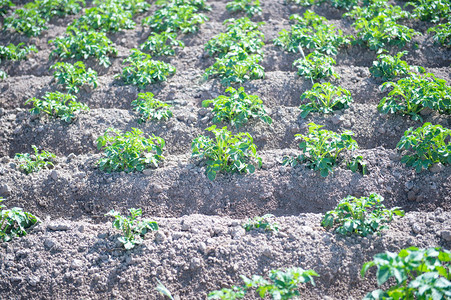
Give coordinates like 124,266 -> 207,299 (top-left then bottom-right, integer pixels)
0,0 -> 450,299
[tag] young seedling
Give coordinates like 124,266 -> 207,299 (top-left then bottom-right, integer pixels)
96,127 -> 165,173
0,70 -> 6,80
203,50 -> 265,86
370,51 -> 425,82
191,125 -> 262,180
156,279 -> 175,300
347,155 -> 368,175
361,247 -> 451,299
378,73 -> 451,121
106,208 -> 158,250
353,15 -> 420,51
209,267 -> 319,300
285,123 -> 359,177
202,86 -> 272,128
321,194 -> 404,236
116,49 -> 176,89
428,22 -> 451,47
26,92 -> 89,123
396,123 -> 451,173
299,82 -> 353,118
140,32 -> 185,56
226,0 -> 262,17
131,92 -> 173,123
49,26 -> 118,67
205,17 -> 265,57
15,145 -> 56,174
293,51 -> 339,81
1,197 -> 40,242
51,61 -> 98,94
243,214 -> 279,233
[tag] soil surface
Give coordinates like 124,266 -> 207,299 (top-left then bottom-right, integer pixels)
0,0 -> 450,299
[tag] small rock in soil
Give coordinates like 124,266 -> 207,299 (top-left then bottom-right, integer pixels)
441,230 -> 451,241
47,222 -> 70,231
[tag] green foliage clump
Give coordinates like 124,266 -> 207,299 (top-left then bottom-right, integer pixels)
285,123 -> 359,177
274,10 -> 352,55
353,15 -> 420,51
49,26 -> 118,67
284,0 -> 318,6
204,50 -> 265,86
243,214 -> 279,233
345,0 -> 409,21
106,208 -> 158,250
26,92 -> 89,123
226,0 -> 262,17
1,198 -> 40,242
142,0 -> 209,34
0,43 -> 38,62
51,61 -> 98,94
202,87 -> 272,128
192,125 -> 261,181
15,145 -> 56,174
3,0 -> 84,36
406,0 -> 451,23
321,194 -> 404,236
428,22 -> 451,47
96,128 -> 165,173
131,92 -> 173,123
72,5 -> 134,32
347,155 -> 368,175
0,0 -> 14,15
140,32 -> 185,56
362,247 -> 451,300
397,123 -> 451,173
116,50 -> 176,88
327,0 -> 358,10
209,267 -> 319,300
299,82 -> 353,118
378,73 -> 451,121
369,51 -> 425,82
205,17 -> 265,57
293,51 -> 338,81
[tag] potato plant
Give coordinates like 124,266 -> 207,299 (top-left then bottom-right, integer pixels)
140,32 -> 185,57
205,17 -> 265,57
50,61 -> 98,94
192,125 -> 261,181
96,127 -> 165,173
1,198 -> 40,242
344,1 -> 409,21
428,22 -> 451,47
209,267 -> 319,300
378,73 -> 451,121
131,92 -> 173,123
106,208 -> 158,250
369,51 -> 425,82
406,0 -> 450,23
362,247 -> 451,299
72,5 -> 135,32
202,87 -> 272,128
142,0 -> 209,34
226,0 -> 262,17
285,123 -> 359,177
0,43 -> 38,62
397,123 -> 451,173
285,0 -> 318,6
321,194 -> 404,237
26,92 -> 89,123
3,0 -> 84,36
274,10 -> 352,56
116,50 -> 176,89
353,15 -> 420,51
15,145 -> 56,174
293,51 -> 339,81
327,0 -> 358,10
49,26 -> 118,67
347,155 -> 368,175
243,214 -> 278,233
299,82 -> 353,118
0,0 -> 13,15
203,50 -> 265,86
